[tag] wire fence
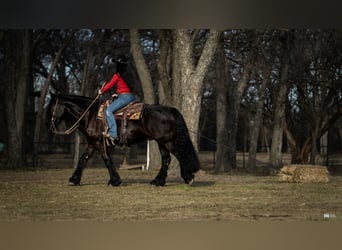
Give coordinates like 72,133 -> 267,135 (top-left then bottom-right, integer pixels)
28,131 -> 342,172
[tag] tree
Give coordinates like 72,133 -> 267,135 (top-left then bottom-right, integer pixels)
247,63 -> 271,170
172,29 -> 221,149
129,29 -> 221,171
33,30 -> 76,166
283,30 -> 342,164
3,28 -> 341,173
2,30 -> 33,168
156,29 -> 173,106
223,30 -> 258,170
267,30 -> 293,168
130,29 -> 156,104
215,38 -> 229,173
130,29 -> 160,169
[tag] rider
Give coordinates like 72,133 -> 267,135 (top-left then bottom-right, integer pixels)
98,56 -> 135,143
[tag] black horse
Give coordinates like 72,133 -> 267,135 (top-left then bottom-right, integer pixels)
46,93 -> 200,186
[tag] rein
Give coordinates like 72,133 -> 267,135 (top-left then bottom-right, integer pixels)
50,94 -> 100,135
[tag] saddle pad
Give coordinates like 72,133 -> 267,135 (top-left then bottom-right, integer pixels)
114,101 -> 145,120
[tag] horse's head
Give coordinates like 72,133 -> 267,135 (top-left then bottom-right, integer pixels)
46,92 -> 66,132
46,93 -> 95,135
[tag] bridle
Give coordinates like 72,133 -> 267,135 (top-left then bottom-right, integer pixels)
50,97 -> 76,135
50,94 -> 100,135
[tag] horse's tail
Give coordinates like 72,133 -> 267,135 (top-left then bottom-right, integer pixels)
172,108 -> 201,177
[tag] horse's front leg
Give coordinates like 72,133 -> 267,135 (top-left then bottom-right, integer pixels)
101,147 -> 122,187
150,143 -> 171,186
69,147 -> 95,185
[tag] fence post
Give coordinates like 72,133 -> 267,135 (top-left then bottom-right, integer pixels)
243,134 -> 246,169
146,140 -> 150,170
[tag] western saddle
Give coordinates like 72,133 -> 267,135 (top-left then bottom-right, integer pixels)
97,100 -> 146,145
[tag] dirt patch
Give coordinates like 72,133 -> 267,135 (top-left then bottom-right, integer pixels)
0,168 -> 341,221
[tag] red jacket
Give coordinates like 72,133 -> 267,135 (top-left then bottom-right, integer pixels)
101,73 -> 131,94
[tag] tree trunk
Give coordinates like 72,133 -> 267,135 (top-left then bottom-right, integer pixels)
320,131 -> 328,158
130,29 -> 155,104
215,40 -> 229,173
171,32 -> 183,110
284,120 -> 301,164
130,29 -> 160,169
225,53 -> 255,170
157,29 -> 172,106
3,30 -> 33,168
260,126 -> 270,153
310,119 -> 320,164
173,29 -> 221,149
248,64 -> 271,170
269,63 -> 289,168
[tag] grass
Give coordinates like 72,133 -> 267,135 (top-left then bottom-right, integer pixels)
0,168 -> 341,221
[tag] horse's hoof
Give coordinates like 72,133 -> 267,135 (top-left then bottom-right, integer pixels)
69,177 -> 81,186
150,179 -> 165,186
69,182 -> 80,186
187,178 -> 194,186
183,175 -> 195,186
108,179 -> 122,187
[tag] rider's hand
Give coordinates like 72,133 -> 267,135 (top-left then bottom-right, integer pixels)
98,89 -> 102,95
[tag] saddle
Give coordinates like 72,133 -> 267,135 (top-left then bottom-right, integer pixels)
114,101 -> 145,120
97,101 -> 146,146
97,101 -> 145,120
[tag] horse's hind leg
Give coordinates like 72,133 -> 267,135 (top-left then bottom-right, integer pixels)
150,143 -> 171,186
101,152 -> 122,187
69,146 -> 95,185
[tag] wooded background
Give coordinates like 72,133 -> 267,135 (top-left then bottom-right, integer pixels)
0,29 -> 341,172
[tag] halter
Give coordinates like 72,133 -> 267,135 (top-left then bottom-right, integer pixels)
50,94 -> 100,135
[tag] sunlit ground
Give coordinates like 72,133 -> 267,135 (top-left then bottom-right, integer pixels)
0,168 -> 341,221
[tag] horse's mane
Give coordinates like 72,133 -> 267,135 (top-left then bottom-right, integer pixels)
47,93 -> 97,121
58,94 -> 97,109
60,94 -> 93,103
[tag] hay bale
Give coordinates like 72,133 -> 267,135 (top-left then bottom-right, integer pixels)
279,165 -> 297,182
279,164 -> 330,183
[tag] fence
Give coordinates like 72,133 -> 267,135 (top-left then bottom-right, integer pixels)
30,134 -> 342,172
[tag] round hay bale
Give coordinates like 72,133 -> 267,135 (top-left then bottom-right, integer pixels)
279,164 -> 330,183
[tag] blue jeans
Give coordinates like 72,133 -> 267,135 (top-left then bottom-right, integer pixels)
106,94 -> 135,138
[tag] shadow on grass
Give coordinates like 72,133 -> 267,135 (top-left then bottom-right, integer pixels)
191,181 -> 216,187
78,179 -> 216,188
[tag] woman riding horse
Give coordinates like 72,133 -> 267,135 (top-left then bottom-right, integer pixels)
99,57 -> 135,145
47,93 -> 200,187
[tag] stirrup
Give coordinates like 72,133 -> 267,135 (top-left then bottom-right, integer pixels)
102,132 -> 119,146
102,132 -> 111,138
106,137 -> 115,146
